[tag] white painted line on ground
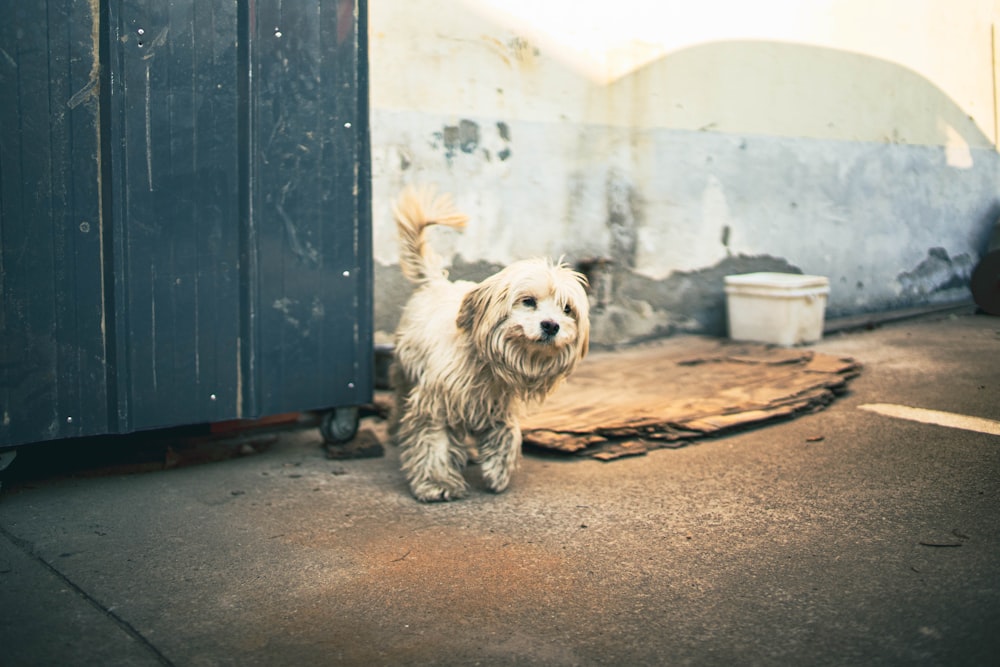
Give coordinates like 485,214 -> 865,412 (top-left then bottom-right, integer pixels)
858,403 -> 1000,436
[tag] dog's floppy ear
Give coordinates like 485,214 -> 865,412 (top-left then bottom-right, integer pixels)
456,289 -> 480,333
570,275 -> 591,360
576,310 -> 590,360
457,276 -> 508,346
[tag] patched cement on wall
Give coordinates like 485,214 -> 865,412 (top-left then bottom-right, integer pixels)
372,107 -> 998,346
627,129 -> 999,316
375,252 -> 801,348
571,254 -> 805,347
897,247 -> 977,304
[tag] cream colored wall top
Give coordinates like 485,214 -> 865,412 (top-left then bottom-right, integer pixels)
370,0 -> 999,147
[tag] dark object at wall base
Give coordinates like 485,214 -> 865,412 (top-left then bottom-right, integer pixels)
971,250 -> 1000,315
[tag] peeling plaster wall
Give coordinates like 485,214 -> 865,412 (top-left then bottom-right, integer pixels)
369,0 -> 1000,345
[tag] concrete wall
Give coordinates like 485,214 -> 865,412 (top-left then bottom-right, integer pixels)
369,0 -> 1000,345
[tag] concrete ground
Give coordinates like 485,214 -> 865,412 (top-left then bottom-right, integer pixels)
1,311 -> 998,666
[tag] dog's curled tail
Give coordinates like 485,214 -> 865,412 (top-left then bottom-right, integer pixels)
393,185 -> 469,284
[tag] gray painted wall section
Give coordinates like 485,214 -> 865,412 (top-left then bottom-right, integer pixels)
631,131 -> 999,314
372,110 -> 999,345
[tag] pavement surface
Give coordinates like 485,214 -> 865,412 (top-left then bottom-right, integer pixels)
1,311 -> 998,666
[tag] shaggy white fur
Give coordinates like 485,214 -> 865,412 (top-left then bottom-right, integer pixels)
390,186 -> 590,502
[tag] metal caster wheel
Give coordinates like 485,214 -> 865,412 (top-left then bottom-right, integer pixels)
320,406 -> 359,443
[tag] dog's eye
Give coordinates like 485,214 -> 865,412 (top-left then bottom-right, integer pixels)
563,304 -> 573,316
521,296 -> 537,309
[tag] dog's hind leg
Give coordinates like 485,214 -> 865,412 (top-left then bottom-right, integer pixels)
386,361 -> 413,440
398,423 -> 469,502
478,423 -> 522,494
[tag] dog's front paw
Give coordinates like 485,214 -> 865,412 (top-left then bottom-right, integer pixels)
478,426 -> 520,494
410,479 -> 469,503
480,459 -> 513,494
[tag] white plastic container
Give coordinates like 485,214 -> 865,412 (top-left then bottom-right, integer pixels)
724,272 -> 830,346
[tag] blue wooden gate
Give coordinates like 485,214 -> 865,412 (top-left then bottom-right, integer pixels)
0,0 -> 372,446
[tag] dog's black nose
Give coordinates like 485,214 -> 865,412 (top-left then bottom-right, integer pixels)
540,320 -> 560,337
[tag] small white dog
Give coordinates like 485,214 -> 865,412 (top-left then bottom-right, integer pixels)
390,186 -> 590,501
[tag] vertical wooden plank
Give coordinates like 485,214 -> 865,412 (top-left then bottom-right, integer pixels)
0,0 -> 108,446
48,0 -> 77,436
105,0 -> 133,433
114,0 -> 166,429
10,0 -> 60,440
236,0 -> 259,419
56,0 -> 109,438
109,0 -> 242,431
191,0 -> 242,421
356,0 -> 374,403
0,4 -> 28,442
254,0 -> 307,411
252,0 -> 370,416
